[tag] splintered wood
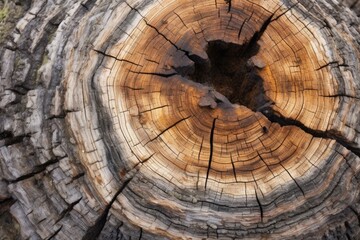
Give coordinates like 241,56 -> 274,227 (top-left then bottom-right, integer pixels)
1,0 -> 360,239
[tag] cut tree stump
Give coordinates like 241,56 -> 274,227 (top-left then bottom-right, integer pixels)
1,0 -> 360,239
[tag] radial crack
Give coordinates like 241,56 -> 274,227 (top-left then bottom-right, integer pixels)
146,116 -> 192,144
321,94 -> 360,100
72,172 -> 85,181
198,136 -> 204,162
126,2 -> 207,65
237,20 -> 246,39
237,10 -> 254,41
93,49 -> 143,66
143,20 -> 206,64
55,198 -> 82,224
132,153 -> 155,170
257,151 -> 275,177
140,105 -> 170,114
261,108 -> 360,158
244,14 -> 274,57
271,3 -> 299,22
125,1 -> 186,54
174,12 -> 187,27
82,177 -> 133,240
230,156 -> 238,182
139,228 -> 143,240
9,159 -> 60,183
144,20 -> 184,51
315,61 -> 349,71
47,226 -> 63,240
205,118 -> 217,189
279,162 -> 305,196
225,0 -> 232,13
255,190 -> 264,222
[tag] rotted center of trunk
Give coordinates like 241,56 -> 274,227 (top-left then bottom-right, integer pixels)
189,40 -> 268,111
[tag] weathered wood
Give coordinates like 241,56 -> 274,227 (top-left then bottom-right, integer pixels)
341,0 -> 360,15
1,0 -> 360,239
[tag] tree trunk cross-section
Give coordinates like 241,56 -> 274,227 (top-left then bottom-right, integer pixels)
1,0 -> 360,239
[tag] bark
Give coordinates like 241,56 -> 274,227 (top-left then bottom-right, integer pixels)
1,0 -> 360,239
341,0 -> 360,15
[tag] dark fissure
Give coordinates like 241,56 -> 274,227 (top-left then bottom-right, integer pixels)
187,39 -> 269,111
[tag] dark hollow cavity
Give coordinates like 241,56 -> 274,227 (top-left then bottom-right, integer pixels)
186,40 -> 269,111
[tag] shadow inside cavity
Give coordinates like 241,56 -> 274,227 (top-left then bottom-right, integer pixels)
180,40 -> 270,111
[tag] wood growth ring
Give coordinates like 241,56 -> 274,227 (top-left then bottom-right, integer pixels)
1,0 -> 360,239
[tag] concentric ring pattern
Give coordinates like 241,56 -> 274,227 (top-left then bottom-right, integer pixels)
1,0 -> 360,239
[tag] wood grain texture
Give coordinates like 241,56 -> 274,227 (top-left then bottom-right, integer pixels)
341,0 -> 360,15
1,0 -> 360,239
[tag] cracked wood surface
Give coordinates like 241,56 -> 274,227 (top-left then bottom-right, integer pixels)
1,0 -> 360,239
